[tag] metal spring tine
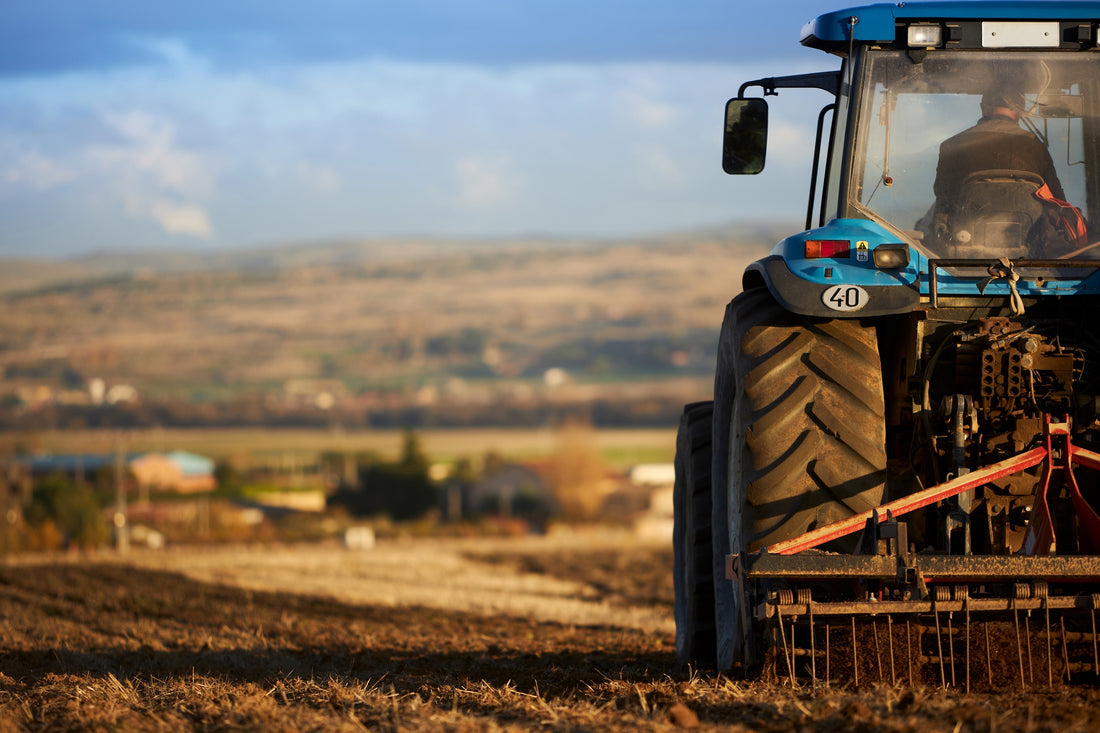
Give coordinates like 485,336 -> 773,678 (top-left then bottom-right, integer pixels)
1014,604 -> 1026,690
990,620 -> 998,682
777,606 -> 796,688
935,605 -> 946,688
825,624 -> 830,688
1092,605 -> 1099,675
888,615 -> 896,687
775,624 -> 781,679
873,621 -> 883,683
1061,618 -> 1072,683
809,599 -> 816,685
1020,611 -> 1029,686
1046,602 -> 1053,687
965,602 -> 971,694
948,612 -> 957,688
791,614 -> 800,687
907,619 -> 913,686
852,617 -> 859,687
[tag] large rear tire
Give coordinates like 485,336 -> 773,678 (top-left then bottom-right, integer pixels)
673,401 -> 716,667
711,288 -> 887,670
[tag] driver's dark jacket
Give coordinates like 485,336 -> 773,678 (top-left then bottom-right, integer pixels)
933,113 -> 1066,206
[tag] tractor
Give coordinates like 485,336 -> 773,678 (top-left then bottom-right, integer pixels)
674,2 -> 1100,687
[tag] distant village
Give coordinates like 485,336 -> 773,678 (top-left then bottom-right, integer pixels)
0,435 -> 676,553
0,366 -> 699,431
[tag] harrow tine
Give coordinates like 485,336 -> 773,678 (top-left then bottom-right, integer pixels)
985,622 -> 992,687
888,615 -> 896,686
1092,602 -> 1099,675
964,591 -> 970,695
1014,601 -> 1026,689
1062,619 -> 1072,683
809,598 -> 817,685
935,604 -> 946,688
873,621 -> 883,683
948,612 -> 957,688
1020,611 -> 1029,682
825,624 -> 830,688
1046,602 -> 1053,687
851,617 -> 859,687
907,619 -> 913,686
1016,585 -> 1025,686
776,605 -> 796,688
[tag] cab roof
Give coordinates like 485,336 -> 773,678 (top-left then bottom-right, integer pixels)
802,1 -> 1100,49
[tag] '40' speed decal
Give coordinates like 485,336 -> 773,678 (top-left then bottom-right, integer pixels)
821,284 -> 868,312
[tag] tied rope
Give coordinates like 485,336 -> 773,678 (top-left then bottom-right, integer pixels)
978,257 -> 1025,315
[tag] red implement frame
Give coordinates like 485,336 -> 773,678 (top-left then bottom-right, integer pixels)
765,415 -> 1100,556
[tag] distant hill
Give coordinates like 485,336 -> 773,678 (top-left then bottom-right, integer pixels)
0,221 -> 795,295
0,222 -> 788,428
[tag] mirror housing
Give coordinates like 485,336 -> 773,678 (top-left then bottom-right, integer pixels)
723,98 -> 768,175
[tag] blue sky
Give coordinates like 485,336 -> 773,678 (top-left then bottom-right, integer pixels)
0,1 -> 844,257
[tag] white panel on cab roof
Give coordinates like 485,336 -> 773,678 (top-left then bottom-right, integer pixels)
982,21 -> 1060,48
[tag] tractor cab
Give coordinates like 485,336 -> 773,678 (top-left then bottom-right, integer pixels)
726,4 -> 1100,270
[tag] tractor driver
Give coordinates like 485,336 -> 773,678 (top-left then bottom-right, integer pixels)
931,88 -> 1067,246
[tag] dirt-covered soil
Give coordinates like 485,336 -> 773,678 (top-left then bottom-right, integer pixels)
2,531 -> 1099,731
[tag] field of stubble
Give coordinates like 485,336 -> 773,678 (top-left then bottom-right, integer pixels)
2,531 -> 1098,731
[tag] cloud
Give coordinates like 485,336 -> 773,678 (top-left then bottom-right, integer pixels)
79,111 -> 215,238
455,154 -> 520,209
616,73 -> 680,130
91,110 -> 211,194
149,200 -> 213,237
4,151 -> 77,190
0,48 -> 829,254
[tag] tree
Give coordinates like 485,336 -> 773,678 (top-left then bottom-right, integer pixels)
399,428 -> 429,473
546,418 -> 609,522
26,474 -> 109,549
329,429 -> 437,521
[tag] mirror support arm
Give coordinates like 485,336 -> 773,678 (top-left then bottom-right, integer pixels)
738,71 -> 841,98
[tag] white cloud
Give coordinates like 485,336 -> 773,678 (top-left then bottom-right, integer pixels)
4,151 -> 77,190
617,88 -> 679,129
455,154 -> 520,209
0,52 -> 832,253
148,200 -> 213,237
767,120 -> 816,167
77,111 -> 215,238
91,111 -> 211,194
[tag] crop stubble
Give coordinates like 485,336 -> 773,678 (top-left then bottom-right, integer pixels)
1,533 -> 1099,731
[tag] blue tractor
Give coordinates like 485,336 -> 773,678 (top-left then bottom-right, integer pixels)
675,2 -> 1100,685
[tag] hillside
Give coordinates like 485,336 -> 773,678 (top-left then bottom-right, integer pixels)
0,227 -> 780,427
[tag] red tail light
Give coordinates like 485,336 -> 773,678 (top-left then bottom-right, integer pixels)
804,240 -> 850,259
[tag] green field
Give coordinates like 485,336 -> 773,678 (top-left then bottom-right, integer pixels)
0,427 -> 677,469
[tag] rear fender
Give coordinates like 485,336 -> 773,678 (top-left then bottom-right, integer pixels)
743,218 -> 921,318
745,218 -> 1100,318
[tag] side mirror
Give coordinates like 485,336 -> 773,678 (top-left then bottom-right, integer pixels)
723,98 -> 768,175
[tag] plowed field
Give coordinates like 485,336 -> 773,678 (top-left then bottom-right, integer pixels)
1,531 -> 1098,731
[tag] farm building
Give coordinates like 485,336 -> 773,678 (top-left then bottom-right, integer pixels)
129,451 -> 216,493
24,450 -> 216,494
